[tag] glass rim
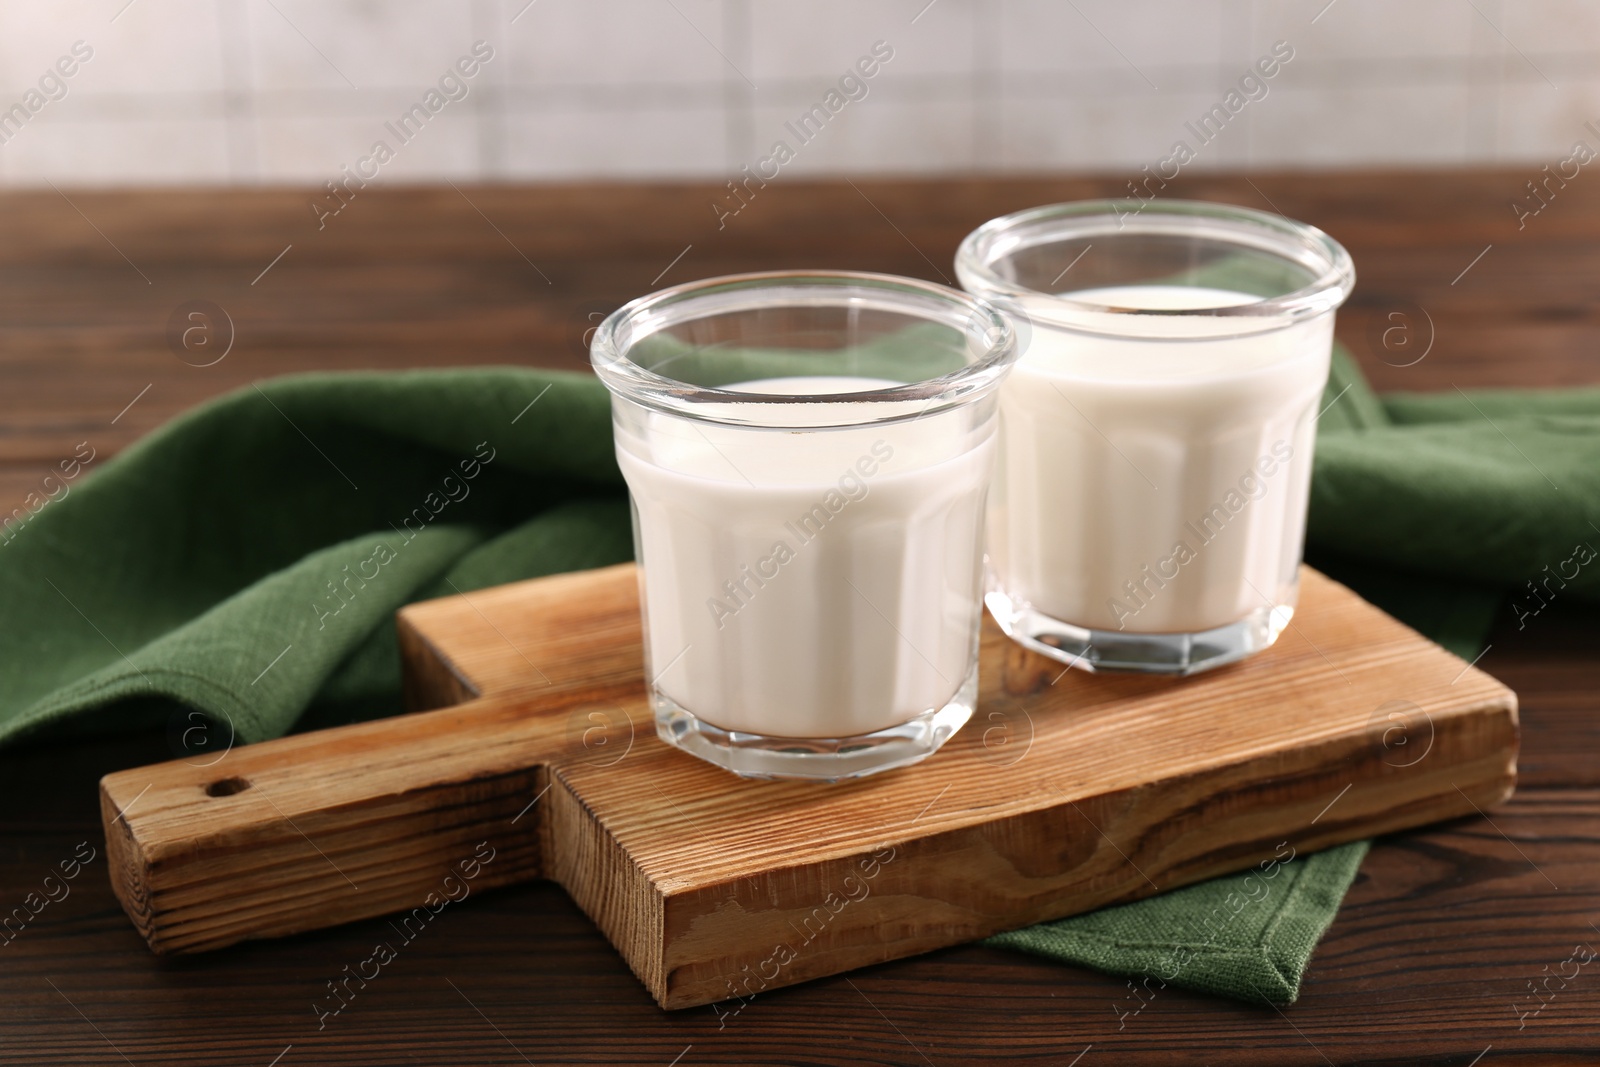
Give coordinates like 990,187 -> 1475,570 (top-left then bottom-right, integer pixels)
954,198 -> 1356,324
589,269 -> 1018,429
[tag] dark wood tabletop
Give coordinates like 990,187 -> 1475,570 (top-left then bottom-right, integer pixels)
1,170 -> 1596,1066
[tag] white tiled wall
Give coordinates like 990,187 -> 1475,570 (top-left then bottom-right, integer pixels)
0,0 -> 1596,185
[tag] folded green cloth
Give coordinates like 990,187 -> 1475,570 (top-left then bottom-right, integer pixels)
0,372 -> 634,746
1,347 -> 1593,1005
986,840 -> 1371,1009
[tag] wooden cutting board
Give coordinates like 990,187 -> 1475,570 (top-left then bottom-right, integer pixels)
99,563 -> 1517,1010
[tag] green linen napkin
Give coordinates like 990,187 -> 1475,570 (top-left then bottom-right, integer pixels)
0,371 -> 634,747
986,840 -> 1372,1010
1,347 -> 1593,1005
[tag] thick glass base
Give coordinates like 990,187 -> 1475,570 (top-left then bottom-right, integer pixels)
653,665 -> 977,782
985,586 -> 1296,676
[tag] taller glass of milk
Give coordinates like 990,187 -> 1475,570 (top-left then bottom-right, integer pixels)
956,201 -> 1354,674
591,271 -> 1017,780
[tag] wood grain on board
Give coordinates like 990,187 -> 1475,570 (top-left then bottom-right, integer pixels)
100,563 -> 1516,1009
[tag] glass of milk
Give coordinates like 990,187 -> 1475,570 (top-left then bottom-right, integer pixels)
590,271 -> 1018,781
955,200 -> 1354,674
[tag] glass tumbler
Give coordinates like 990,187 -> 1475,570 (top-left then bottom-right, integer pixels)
590,271 -> 1018,780
955,200 -> 1355,674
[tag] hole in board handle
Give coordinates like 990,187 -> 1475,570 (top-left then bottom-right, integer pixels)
206,777 -> 251,797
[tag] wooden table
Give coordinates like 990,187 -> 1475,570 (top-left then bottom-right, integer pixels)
1,172 -> 1595,1065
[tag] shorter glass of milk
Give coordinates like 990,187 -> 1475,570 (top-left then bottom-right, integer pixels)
956,200 -> 1354,675
590,271 -> 1018,780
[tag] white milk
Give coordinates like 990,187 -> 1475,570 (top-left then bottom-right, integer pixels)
616,377 -> 994,739
990,285 -> 1332,634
